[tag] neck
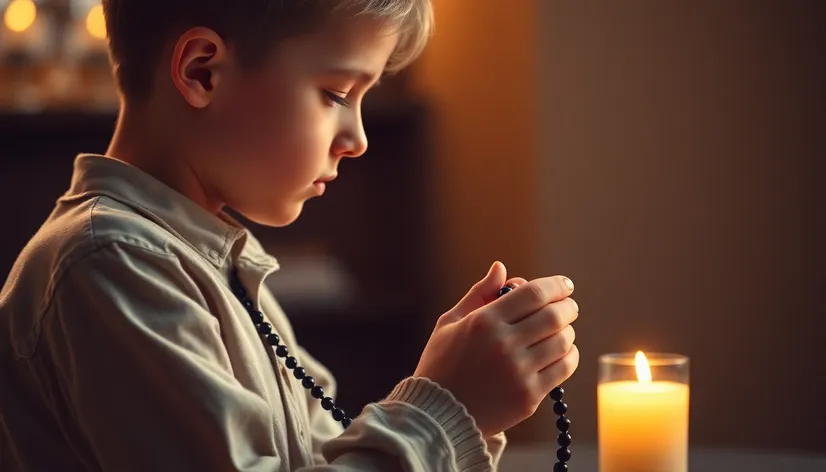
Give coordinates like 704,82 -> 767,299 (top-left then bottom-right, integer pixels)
106,101 -> 225,214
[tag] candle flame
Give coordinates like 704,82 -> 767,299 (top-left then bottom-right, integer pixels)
635,350 -> 652,383
4,0 -> 37,33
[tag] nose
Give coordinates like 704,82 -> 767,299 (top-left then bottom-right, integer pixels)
332,111 -> 368,158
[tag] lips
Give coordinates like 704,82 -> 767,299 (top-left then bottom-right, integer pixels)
314,174 -> 337,184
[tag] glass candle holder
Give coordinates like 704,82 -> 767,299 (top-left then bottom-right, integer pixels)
597,351 -> 690,472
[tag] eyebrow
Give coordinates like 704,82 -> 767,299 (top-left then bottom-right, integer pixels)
326,67 -> 383,88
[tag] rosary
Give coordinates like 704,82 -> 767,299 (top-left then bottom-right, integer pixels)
497,285 -> 572,471
230,268 -> 571,470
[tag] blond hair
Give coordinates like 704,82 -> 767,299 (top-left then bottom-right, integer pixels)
335,0 -> 434,73
103,0 -> 433,100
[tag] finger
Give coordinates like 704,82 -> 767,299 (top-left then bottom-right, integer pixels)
523,325 -> 576,373
536,344 -> 580,394
511,297 -> 578,345
449,261 -> 508,319
503,277 -> 528,289
490,275 -> 574,323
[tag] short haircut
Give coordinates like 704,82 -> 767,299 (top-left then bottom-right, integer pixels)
102,0 -> 433,100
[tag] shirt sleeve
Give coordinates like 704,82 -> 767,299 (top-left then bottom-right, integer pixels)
484,432 -> 508,469
42,242 -> 497,472
296,346 -> 505,471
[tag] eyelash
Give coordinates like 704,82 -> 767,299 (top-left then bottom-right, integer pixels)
324,90 -> 350,108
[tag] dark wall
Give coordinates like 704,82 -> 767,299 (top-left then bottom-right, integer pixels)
534,0 -> 826,453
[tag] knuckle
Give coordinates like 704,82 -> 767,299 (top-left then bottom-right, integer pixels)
436,312 -> 453,327
543,304 -> 563,331
551,326 -> 574,354
544,328 -> 573,363
561,325 -> 575,347
562,346 -> 580,377
492,336 -> 512,357
555,330 -> 573,359
525,281 -> 547,305
469,311 -> 496,334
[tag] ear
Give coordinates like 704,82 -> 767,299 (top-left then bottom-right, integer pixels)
170,27 -> 229,108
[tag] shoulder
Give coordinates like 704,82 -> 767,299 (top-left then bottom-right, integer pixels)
14,194 -> 184,277
1,195 -> 203,359
3,193 -> 188,306
87,194 -> 190,255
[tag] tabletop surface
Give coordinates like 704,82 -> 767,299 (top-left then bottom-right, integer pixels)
498,444 -> 826,472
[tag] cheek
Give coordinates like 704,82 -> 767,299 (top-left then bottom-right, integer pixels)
213,83 -> 331,187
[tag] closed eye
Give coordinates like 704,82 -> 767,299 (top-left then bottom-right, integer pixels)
324,90 -> 350,108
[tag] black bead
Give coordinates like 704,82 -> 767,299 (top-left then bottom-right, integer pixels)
558,432 -> 572,447
550,387 -> 565,401
257,322 -> 272,335
311,386 -> 324,399
292,367 -> 306,379
285,356 -> 298,369
553,463 -> 568,472
497,285 -> 513,297
302,376 -> 315,389
332,408 -> 345,422
556,447 -> 571,462
342,417 -> 353,428
553,401 -> 568,416
321,397 -> 334,411
242,299 -> 254,310
231,271 -> 247,293
250,311 -> 264,324
266,333 -> 280,345
556,416 -> 571,432
275,345 -> 289,357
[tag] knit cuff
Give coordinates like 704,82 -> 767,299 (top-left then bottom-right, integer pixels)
384,377 -> 493,472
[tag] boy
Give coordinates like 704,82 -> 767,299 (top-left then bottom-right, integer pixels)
0,0 -> 580,471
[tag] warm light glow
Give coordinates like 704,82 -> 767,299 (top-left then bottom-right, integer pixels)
635,350 -> 652,383
4,0 -> 37,33
85,4 -> 106,40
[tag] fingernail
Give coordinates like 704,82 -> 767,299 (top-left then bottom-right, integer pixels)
564,278 -> 574,290
571,298 -> 579,312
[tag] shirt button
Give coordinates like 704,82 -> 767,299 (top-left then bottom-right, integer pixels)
208,249 -> 219,259
299,429 -> 305,440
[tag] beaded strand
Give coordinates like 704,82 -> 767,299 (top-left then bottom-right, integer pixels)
498,285 -> 572,471
230,268 -> 353,428
230,270 -> 571,468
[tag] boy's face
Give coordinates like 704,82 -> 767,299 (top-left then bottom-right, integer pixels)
175,15 -> 398,226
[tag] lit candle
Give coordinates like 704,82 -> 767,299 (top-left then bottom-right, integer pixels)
598,351 -> 690,472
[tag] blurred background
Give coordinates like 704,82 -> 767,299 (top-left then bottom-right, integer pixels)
1,0 -> 824,460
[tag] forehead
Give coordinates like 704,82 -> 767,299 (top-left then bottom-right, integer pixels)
270,14 -> 400,79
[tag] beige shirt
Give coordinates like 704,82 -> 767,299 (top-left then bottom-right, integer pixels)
0,154 -> 506,472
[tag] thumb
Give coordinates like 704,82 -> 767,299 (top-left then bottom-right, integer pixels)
449,261 -> 508,318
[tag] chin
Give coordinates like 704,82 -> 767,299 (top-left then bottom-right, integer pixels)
239,202 -> 305,228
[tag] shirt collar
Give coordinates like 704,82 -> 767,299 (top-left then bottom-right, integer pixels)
60,154 -> 278,271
